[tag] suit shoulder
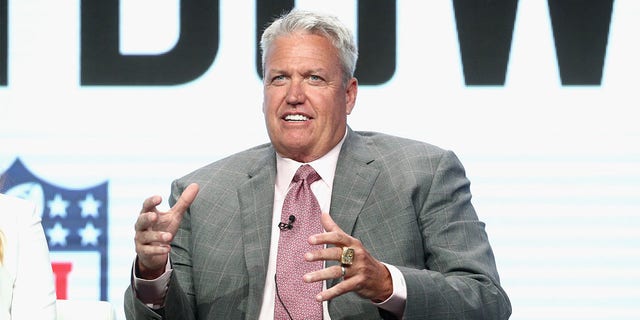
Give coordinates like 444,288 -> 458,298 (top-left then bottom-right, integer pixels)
0,194 -> 39,230
353,131 -> 449,158
178,143 -> 273,181
349,131 -> 469,189
0,194 -> 36,217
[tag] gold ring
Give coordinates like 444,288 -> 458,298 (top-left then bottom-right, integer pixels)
341,266 -> 346,277
340,247 -> 355,265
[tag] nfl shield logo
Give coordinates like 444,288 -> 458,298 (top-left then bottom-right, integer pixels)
1,158 -> 109,301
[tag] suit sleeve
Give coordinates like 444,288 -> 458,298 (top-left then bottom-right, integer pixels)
400,150 -> 511,319
124,179 -> 198,320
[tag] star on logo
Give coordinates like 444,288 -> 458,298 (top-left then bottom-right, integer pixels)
47,222 -> 70,246
78,222 -> 102,246
79,193 -> 101,218
48,194 -> 69,218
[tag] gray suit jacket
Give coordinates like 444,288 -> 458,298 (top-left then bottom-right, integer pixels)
125,128 -> 511,319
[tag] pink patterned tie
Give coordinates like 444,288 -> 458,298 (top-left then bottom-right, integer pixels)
274,164 -> 323,320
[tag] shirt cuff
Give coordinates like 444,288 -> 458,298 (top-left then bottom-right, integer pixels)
372,263 -> 407,318
132,258 -> 173,308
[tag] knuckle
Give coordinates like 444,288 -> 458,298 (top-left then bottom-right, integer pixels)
134,232 -> 145,244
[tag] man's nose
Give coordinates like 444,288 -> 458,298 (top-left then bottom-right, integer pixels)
285,80 -> 305,105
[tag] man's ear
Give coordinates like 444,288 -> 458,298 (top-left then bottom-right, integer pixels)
345,77 -> 358,115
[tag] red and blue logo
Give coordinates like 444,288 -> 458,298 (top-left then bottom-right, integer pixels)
1,158 -> 108,301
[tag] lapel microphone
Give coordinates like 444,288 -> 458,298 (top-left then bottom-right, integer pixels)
278,215 -> 296,231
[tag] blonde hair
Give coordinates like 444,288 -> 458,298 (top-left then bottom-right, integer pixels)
0,229 -> 4,265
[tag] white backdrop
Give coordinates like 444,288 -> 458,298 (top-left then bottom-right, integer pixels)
1,1 -> 639,319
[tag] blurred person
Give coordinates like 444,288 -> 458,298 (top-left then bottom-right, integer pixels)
0,192 -> 57,319
125,9 -> 511,320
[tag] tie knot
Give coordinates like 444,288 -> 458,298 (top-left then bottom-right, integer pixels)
293,164 -> 321,184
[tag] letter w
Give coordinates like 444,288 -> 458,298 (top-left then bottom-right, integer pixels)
453,0 -> 614,86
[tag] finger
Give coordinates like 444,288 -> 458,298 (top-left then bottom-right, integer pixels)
171,183 -> 199,215
135,228 -> 172,246
309,213 -> 350,246
319,212 -> 342,233
304,246 -> 343,263
135,243 -> 171,276
136,241 -> 171,256
304,265 -> 345,284
141,195 -> 163,214
135,211 -> 158,232
315,278 -> 354,302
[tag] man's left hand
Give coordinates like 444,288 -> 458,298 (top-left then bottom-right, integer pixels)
303,213 -> 394,302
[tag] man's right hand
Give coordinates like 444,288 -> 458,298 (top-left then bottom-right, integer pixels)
134,183 -> 199,279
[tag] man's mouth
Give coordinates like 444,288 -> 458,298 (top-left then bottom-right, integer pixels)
284,114 -> 309,122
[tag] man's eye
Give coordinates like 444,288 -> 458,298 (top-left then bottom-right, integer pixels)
270,75 -> 287,85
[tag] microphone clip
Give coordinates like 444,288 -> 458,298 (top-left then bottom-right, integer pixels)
278,215 -> 296,231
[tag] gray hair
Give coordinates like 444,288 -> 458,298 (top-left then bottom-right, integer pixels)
260,9 -> 358,84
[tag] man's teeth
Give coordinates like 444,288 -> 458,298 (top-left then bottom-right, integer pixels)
285,114 -> 309,121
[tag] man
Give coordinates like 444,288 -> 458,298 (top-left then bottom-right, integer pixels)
125,9 -> 511,320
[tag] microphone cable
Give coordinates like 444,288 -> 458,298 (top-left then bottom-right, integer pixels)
274,274 -> 294,320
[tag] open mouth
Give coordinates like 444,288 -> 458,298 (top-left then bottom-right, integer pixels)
284,114 -> 309,122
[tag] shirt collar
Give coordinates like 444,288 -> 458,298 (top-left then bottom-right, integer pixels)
275,130 -> 347,192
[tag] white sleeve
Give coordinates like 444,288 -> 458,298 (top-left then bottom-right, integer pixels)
11,201 -> 57,320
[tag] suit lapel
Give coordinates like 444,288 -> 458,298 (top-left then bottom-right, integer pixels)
330,129 -> 379,237
237,149 -> 276,319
